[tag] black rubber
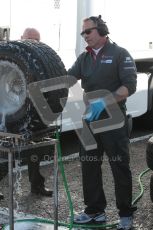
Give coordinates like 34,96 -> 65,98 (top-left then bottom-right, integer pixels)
150,174 -> 153,202
0,40 -> 68,133
146,136 -> 153,170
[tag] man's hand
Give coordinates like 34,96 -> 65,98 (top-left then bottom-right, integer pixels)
84,98 -> 106,122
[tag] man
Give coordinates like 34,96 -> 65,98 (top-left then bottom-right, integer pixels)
67,16 -> 137,230
21,27 -> 40,41
21,28 -> 52,197
0,162 -> 8,200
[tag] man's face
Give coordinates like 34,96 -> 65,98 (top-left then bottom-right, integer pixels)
81,20 -> 105,49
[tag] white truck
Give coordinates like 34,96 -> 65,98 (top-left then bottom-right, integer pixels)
1,0 -> 153,130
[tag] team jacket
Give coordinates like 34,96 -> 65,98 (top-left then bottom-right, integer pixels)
67,39 -> 137,108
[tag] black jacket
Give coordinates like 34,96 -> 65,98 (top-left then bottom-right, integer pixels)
67,39 -> 137,108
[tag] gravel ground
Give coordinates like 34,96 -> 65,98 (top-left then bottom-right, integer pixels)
0,139 -> 153,229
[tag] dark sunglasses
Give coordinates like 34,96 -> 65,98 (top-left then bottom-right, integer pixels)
80,27 -> 97,36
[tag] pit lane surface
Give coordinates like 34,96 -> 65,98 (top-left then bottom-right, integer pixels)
0,119 -> 153,229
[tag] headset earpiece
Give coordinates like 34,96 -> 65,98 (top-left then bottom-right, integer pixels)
89,15 -> 109,36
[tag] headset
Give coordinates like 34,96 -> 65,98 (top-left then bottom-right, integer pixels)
89,15 -> 109,36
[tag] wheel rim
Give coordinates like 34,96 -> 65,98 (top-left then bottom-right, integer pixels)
0,61 -> 26,118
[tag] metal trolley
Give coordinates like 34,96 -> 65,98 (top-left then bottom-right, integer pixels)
0,127 -> 59,230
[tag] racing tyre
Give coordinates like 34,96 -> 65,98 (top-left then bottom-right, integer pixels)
150,174 -> 153,202
0,40 -> 68,134
146,136 -> 153,170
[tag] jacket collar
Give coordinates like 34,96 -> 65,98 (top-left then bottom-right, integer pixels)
85,38 -> 110,55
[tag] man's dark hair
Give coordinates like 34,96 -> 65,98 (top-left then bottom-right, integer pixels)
89,15 -> 109,36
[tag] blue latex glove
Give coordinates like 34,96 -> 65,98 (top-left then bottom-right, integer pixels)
84,98 -> 106,122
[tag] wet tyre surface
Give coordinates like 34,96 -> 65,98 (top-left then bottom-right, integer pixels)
0,40 -> 68,133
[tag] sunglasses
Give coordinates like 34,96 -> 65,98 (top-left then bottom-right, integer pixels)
80,27 -> 97,36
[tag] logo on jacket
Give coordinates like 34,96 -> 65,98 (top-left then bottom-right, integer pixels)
124,56 -> 132,63
101,55 -> 113,64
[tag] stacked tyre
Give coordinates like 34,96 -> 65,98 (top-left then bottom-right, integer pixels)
0,40 -> 68,134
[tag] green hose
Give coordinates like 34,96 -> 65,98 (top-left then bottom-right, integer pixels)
132,168 -> 151,205
55,131 -> 151,229
2,130 -> 151,229
55,130 -> 74,230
